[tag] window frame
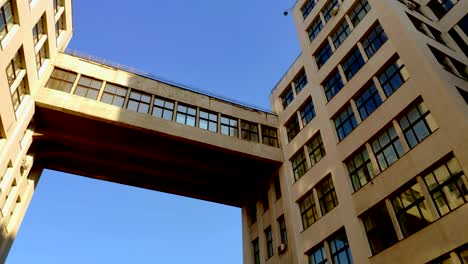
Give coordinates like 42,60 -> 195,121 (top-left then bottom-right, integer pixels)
334,104 -> 358,141
0,1 -> 15,42
299,192 -> 319,229
306,132 -> 326,168
341,47 -> 365,80
198,109 -> 218,132
291,149 -> 308,181
265,226 -> 274,259
73,75 -> 103,100
398,102 -> 438,149
220,115 -> 238,137
285,115 -> 300,142
300,98 -> 316,126
176,103 -> 197,126
331,20 -> 352,49
262,125 -> 279,148
323,69 -> 344,101
45,68 -> 77,93
371,126 -> 405,171
127,90 -> 152,114
241,120 -> 259,142
315,42 -> 333,69
316,175 -> 338,215
100,83 -> 128,107
354,83 -> 383,121
346,147 -> 376,192
361,23 -> 388,59
378,58 -> 410,97
152,96 -> 175,120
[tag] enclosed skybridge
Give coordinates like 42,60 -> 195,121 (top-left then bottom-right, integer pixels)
32,53 -> 283,207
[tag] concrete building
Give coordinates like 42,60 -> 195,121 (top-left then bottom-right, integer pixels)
0,0 -> 467,263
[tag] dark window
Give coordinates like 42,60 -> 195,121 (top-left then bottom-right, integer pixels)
300,98 -> 316,126
35,41 -> 48,70
220,115 -> 238,137
459,14 -> 468,35
334,105 -> 358,141
315,42 -> 333,69
252,238 -> 260,264
307,132 -> 326,167
241,120 -> 259,142
449,27 -> 468,57
281,87 -> 294,109
378,58 -> 410,97
307,245 -> 328,264
430,46 -> 468,80
299,192 -> 319,229
317,175 -> 338,215
331,20 -> 352,49
265,227 -> 274,258
399,102 -> 438,149
427,0 -> 458,19
423,156 -> 468,217
371,126 -> 405,171
328,230 -> 353,264
176,104 -> 196,126
262,125 -> 279,148
323,0 -> 339,22
391,181 -> 433,237
308,18 -> 323,42
274,176 -> 282,200
341,47 -> 365,80
323,69 -> 344,101
262,190 -> 269,212
11,79 -> 26,112
294,70 -> 308,94
355,83 -> 383,121
32,15 -> 45,45
101,83 -> 128,107
408,14 -> 447,45
457,87 -> 468,104
362,202 -> 399,255
127,90 -> 151,114
291,149 -> 308,181
74,76 -> 102,100
152,97 -> 175,120
0,1 -> 15,41
45,68 -> 77,93
361,24 -> 388,58
199,109 -> 218,132
458,245 -> 468,263
249,202 -> 257,224
302,0 -> 317,19
348,0 -> 371,27
278,215 -> 288,246
347,147 -> 376,191
55,15 -> 65,39
53,0 -> 63,13
285,115 -> 300,142
6,50 -> 23,86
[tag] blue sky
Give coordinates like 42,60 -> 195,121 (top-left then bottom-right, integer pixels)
7,0 -> 299,263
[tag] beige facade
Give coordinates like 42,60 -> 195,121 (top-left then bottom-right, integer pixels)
0,0 -> 467,263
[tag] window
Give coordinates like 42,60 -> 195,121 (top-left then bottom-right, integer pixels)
459,14 -> 468,35
285,115 -> 300,142
6,50 -> 23,86
362,202 -> 399,255
302,0 -> 316,19
101,83 -> 128,107
334,105 -> 358,141
252,238 -> 260,264
55,15 -> 65,39
328,230 -> 353,264
307,245 -> 328,264
45,68 -> 77,93
299,192 -> 319,229
281,87 -> 294,109
291,149 -> 308,181
346,147 -> 376,191
294,70 -> 308,94
355,83 -> 383,121
378,58 -> 410,97
74,76 -> 102,100
0,1 -> 15,41
323,69 -> 344,101
176,103 -> 196,126
459,246 -> 468,263
399,102 -> 438,149
274,176 -> 282,200
457,87 -> 468,104
249,202 -> 257,224
262,126 -> 279,148
127,90 -> 151,114
341,47 -> 365,80
241,120 -> 258,142
371,126 -> 405,171
361,24 -> 388,58
317,176 -> 338,215
265,227 -> 274,258
262,190 -> 269,212
307,132 -> 326,167
11,79 -> 26,112
427,0 -> 457,19
391,181 -> 433,237
423,156 -> 467,217
152,97 -> 174,120
323,0 -> 339,22
449,27 -> 468,57
315,43 -> 333,69
430,46 -> 468,80
300,98 -> 316,126
331,21 -> 351,49
278,215 -> 287,246
308,18 -> 323,42
408,14 -> 446,45
199,109 -> 218,132
348,0 -> 371,27
220,115 -> 238,137
35,41 -> 48,70
32,16 -> 45,46
53,0 -> 63,14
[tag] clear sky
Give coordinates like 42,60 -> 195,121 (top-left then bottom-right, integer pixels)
7,0 -> 299,263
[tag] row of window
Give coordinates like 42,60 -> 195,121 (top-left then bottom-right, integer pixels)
321,22 -> 388,101
362,154 -> 467,255
312,0 -> 372,68
307,229 -> 353,264
45,68 -> 280,147
251,215 -> 288,264
280,69 -> 308,109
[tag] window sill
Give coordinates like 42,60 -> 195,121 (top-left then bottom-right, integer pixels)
37,59 -> 50,78
9,69 -> 26,94
0,24 -> 19,50
54,6 -> 65,23
34,34 -> 48,54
